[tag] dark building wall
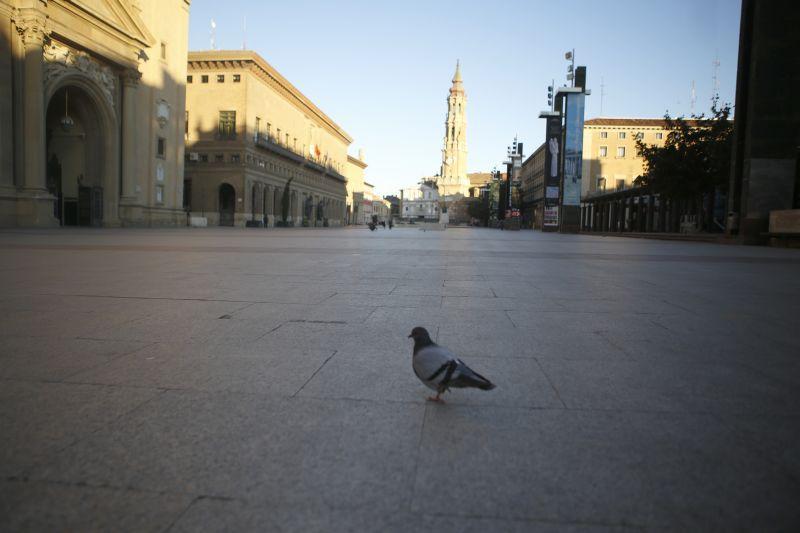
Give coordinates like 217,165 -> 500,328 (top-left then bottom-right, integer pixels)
730,0 -> 800,242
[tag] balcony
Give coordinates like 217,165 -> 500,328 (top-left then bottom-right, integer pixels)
253,133 -> 347,183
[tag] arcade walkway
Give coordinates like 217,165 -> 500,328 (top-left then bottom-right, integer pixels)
1,227 -> 799,531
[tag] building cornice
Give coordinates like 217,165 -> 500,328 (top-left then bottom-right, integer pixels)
188,50 -> 353,146
347,154 -> 367,169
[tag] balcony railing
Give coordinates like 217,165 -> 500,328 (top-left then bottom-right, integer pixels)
253,133 -> 347,183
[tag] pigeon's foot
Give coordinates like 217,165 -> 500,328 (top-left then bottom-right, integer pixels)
426,395 -> 445,404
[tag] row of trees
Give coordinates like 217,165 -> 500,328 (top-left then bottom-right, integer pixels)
634,100 -> 734,231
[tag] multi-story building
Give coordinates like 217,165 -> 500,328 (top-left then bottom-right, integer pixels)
1,0 -> 191,227
372,197 -> 391,222
520,143 -> 546,228
581,118 -> 700,198
384,195 -> 401,220
344,150 -> 367,224
184,50 -> 351,227
401,182 -> 440,221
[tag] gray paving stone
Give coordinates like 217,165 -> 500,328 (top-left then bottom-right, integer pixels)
412,406 -> 800,530
0,380 -> 161,477
0,336 -> 149,381
66,341 -> 333,396
1,227 -> 798,531
0,480 -> 192,533
538,359 -> 800,414
32,392 -> 424,508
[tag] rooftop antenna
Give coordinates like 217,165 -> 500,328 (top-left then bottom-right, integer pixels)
711,51 -> 720,102
599,77 -> 605,116
242,16 -> 247,50
210,18 -> 216,50
690,80 -> 697,115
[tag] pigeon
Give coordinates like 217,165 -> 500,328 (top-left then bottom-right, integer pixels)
408,326 -> 496,403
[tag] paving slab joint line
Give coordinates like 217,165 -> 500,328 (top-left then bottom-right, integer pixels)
59,340 -> 160,382
292,350 -> 338,398
19,388 -> 169,477
361,306 -> 380,323
407,402 -> 429,512
419,510 -> 647,530
533,356 -> 568,409
504,309 -> 517,328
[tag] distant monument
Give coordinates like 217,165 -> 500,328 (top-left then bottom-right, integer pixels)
437,61 -> 470,199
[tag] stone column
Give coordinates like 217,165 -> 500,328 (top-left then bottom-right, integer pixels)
17,12 -> 47,193
121,69 -> 141,201
0,3 -> 15,191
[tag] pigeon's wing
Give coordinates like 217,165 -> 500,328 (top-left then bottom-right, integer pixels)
413,344 -> 457,391
449,359 -> 496,390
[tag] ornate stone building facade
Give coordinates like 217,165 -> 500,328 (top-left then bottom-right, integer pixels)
437,61 -> 469,199
0,0 -> 191,227
184,51 -> 350,227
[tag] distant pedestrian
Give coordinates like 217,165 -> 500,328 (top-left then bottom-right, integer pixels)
388,220 -> 393,229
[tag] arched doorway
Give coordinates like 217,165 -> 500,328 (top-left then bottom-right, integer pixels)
46,86 -> 107,226
219,183 -> 235,226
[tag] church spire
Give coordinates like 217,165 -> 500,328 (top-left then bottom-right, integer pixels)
453,60 -> 462,83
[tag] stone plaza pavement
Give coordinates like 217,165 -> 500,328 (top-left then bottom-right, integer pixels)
1,226 -> 799,532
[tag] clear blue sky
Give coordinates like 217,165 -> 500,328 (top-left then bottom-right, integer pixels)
188,0 -> 742,197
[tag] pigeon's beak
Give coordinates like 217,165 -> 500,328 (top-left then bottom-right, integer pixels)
407,333 -> 413,338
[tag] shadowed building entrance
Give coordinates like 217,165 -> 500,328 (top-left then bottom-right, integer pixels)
46,86 -> 106,226
219,183 -> 235,226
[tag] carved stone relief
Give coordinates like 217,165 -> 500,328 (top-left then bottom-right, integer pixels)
44,41 -> 117,110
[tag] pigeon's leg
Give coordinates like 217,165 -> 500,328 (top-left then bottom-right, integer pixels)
428,390 -> 445,403
426,391 -> 445,403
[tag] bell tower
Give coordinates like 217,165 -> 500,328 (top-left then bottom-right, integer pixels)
439,61 -> 469,198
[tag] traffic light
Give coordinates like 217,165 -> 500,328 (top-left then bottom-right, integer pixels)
547,85 -> 553,107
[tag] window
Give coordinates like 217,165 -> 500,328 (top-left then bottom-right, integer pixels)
635,132 -> 644,140
156,185 -> 164,203
599,146 -> 608,157
277,128 -> 281,142
187,75 -> 193,84
293,138 -> 297,150
600,131 -> 608,138
618,131 -> 626,139
156,137 -> 166,158
218,110 -> 236,137
617,146 -> 626,158
185,111 -> 189,135
616,179 -> 625,190
160,42 -> 166,60
596,177 -> 606,191
201,75 -> 209,83
215,154 -> 224,163
255,117 -> 261,140
217,74 -> 225,83
655,132 -> 663,140
231,154 -> 241,164
285,133 -> 289,146
233,74 -> 241,83
266,123 -> 272,137
199,154 -> 208,162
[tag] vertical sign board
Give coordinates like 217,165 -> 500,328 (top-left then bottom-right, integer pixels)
543,116 -> 562,230
562,93 -> 585,207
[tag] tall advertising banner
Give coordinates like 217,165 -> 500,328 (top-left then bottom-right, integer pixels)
543,116 -> 561,230
562,93 -> 585,207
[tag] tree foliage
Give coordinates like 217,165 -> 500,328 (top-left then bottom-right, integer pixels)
634,100 -> 733,200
